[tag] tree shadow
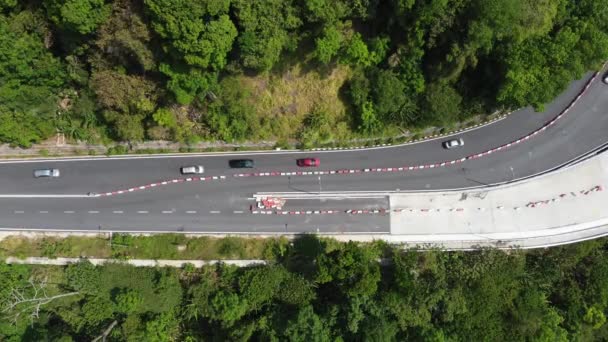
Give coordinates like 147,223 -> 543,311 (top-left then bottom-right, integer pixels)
283,234 -> 326,279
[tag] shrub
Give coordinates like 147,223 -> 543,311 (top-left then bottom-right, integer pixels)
106,144 -> 128,155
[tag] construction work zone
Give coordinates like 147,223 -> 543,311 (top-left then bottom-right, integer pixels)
332,150 -> 608,249
251,151 -> 608,249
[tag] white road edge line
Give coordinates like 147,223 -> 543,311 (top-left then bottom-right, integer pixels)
88,210 -> 99,214
64,211 -> 75,214
0,194 -> 92,198
233,210 -> 244,214
210,210 -> 221,214
186,211 -> 197,214
113,211 -> 124,214
162,211 -> 173,214
137,211 -> 149,214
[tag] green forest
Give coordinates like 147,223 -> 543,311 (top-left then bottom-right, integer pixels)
3,237 -> 608,341
0,0 -> 606,147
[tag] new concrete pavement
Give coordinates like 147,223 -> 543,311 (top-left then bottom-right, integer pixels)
334,148 -> 608,250
0,69 -> 607,233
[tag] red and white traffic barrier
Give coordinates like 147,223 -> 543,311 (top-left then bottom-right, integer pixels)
250,208 -> 389,215
390,184 -> 603,213
95,175 -> 227,197
526,185 -> 603,208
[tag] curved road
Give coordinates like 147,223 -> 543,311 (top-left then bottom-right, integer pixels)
0,70 -> 607,233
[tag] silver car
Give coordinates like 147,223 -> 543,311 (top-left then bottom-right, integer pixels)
180,165 -> 205,174
442,138 -> 464,149
34,169 -> 60,178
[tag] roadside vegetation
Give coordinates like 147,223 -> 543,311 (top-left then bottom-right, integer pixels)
2,236 -> 608,340
0,234 -> 291,260
1,0 -> 606,148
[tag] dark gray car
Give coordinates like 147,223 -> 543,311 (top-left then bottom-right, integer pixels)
229,159 -> 254,168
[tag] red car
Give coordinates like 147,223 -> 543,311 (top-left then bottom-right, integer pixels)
297,157 -> 320,167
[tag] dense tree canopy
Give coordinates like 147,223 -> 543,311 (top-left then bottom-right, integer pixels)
0,0 -> 606,147
232,0 -> 301,71
3,237 -> 608,340
144,0 -> 236,70
0,10 -> 65,147
44,0 -> 111,35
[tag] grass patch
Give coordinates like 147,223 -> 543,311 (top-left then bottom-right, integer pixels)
0,236 -> 110,258
236,63 -> 354,141
111,234 -> 288,260
0,234 -> 291,261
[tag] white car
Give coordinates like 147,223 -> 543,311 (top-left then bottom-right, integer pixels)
442,138 -> 464,149
34,169 -> 60,178
180,165 -> 205,174
603,73 -> 608,84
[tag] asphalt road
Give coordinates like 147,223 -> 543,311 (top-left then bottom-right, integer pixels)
0,70 -> 607,233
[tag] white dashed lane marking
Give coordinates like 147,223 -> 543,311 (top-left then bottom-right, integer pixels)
11,209 -> 236,215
